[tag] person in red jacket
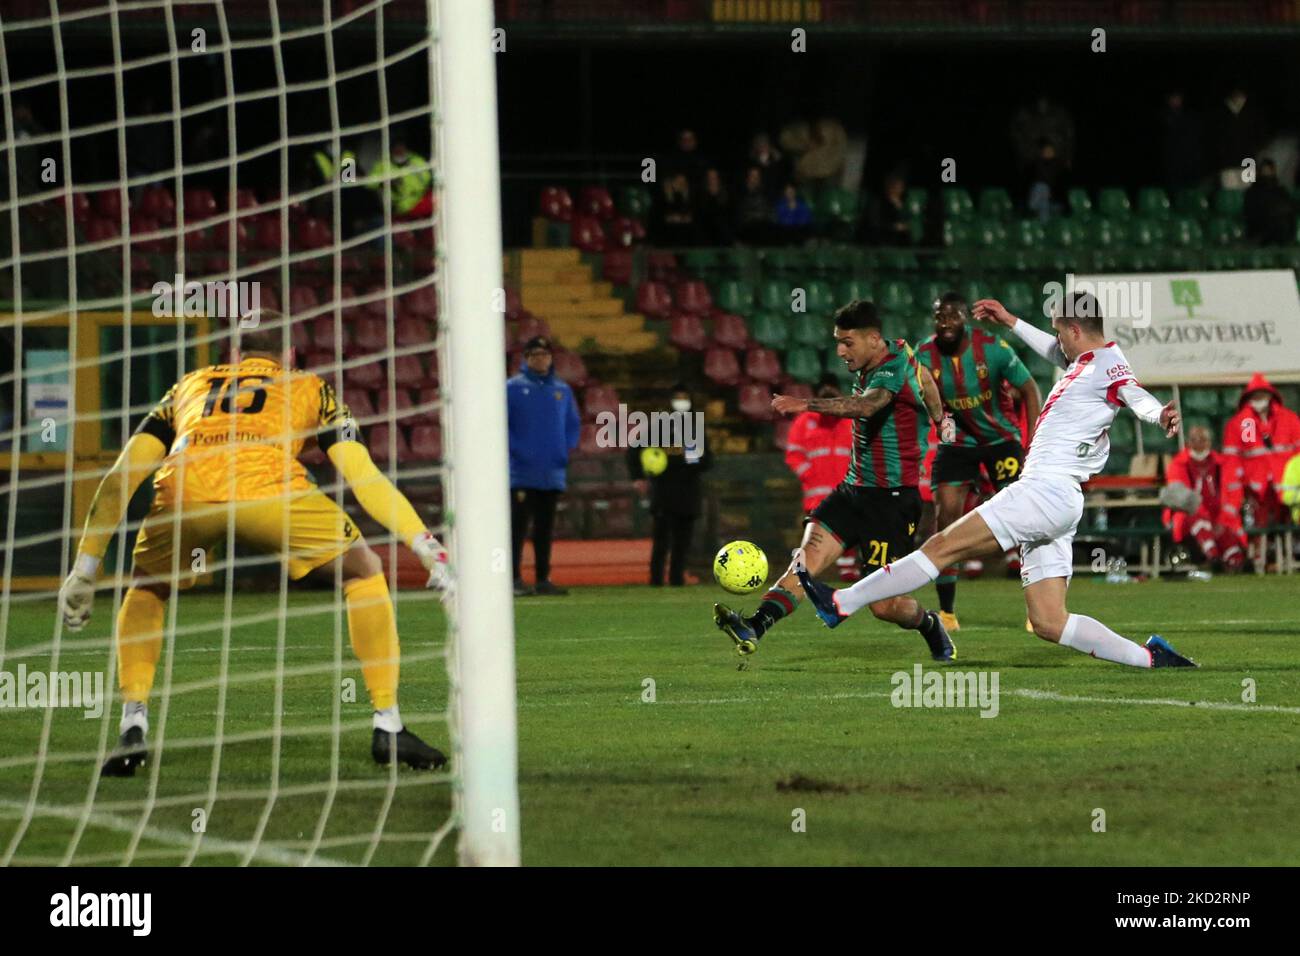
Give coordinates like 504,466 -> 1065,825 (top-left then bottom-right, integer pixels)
1162,424 -> 1246,570
784,376 -> 857,580
1220,373 -> 1300,529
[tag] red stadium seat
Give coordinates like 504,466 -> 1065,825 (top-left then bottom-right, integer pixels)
303,349 -> 336,372
780,381 -> 814,402
582,384 -> 620,420
412,387 -> 440,423
570,214 -> 606,253
291,321 -> 312,353
395,317 -> 434,348
552,349 -> 588,386
229,188 -> 259,211
645,251 -> 679,283
294,216 -> 332,250
61,193 -> 92,224
636,280 -> 673,319
513,313 -> 551,345
213,217 -> 249,252
711,312 -> 750,350
703,348 -> 742,386
350,317 -> 387,354
602,249 -> 633,285
253,214 -> 282,250
409,424 -> 443,460
578,185 -> 615,220
674,280 -> 712,315
578,422 -> 607,454
182,188 -> 218,222
310,315 -> 348,351
344,359 -> 384,389
129,214 -> 167,253
137,185 -> 176,225
84,218 -> 120,242
738,381 -> 777,421
393,354 -> 430,388
399,284 -> 438,319
92,189 -> 122,221
375,387 -> 416,422
289,285 -> 319,317
539,186 -> 574,222
744,347 -> 782,384
503,286 -> 523,320
343,387 -> 377,419
362,286 -> 392,319
367,424 -> 410,464
669,312 -> 708,352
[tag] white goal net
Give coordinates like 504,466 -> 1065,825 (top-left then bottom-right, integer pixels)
0,0 -> 518,866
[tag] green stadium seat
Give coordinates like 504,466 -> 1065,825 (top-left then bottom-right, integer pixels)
1206,217 -> 1244,247
1130,218 -> 1167,247
943,220 -> 975,247
1205,248 -> 1243,270
1108,414 -> 1136,453
618,184 -> 652,218
785,347 -> 823,383
825,348 -> 854,380
879,279 -> 915,315
761,248 -> 804,278
808,245 -> 851,278
978,188 -> 1014,220
1164,248 -> 1197,271
1067,188 -> 1094,218
839,278 -> 874,304
976,221 -> 1009,248
907,216 -> 926,244
1047,218 -> 1086,247
683,249 -> 719,277
759,279 -> 791,311
1098,188 -> 1132,218
1174,187 -> 1210,217
904,187 -> 928,218
1167,217 -> 1203,248
792,315 -> 828,348
880,249 -> 919,272
1183,389 -> 1220,416
1137,187 -> 1171,220
1213,189 -> 1245,217
959,279 -> 984,307
1013,219 -> 1046,248
750,311 -> 789,350
1001,280 -> 1036,317
817,188 -> 859,229
1088,217 -> 1122,248
913,279 -> 947,312
805,280 -> 837,314
715,279 -> 753,313
942,188 -> 975,220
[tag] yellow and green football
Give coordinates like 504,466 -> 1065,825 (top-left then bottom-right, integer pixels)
712,540 -> 769,595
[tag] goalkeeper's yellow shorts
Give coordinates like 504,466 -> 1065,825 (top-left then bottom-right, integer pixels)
131,489 -> 361,589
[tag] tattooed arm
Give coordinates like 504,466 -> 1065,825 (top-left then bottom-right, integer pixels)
917,366 -> 944,425
772,388 -> 893,419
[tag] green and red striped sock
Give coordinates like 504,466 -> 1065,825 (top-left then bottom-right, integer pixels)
746,586 -> 800,638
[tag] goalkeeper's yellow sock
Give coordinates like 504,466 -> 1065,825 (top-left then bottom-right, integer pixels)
345,573 -> 400,712
117,586 -> 165,703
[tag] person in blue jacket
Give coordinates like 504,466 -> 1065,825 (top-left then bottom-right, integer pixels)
508,336 -> 581,596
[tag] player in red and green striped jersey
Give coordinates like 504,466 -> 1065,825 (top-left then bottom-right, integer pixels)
915,292 -> 1042,630
713,299 -> 955,662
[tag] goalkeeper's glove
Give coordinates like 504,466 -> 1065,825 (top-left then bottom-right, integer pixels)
410,531 -> 452,593
59,554 -> 100,631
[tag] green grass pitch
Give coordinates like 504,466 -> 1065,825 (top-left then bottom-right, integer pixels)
1,575 -> 1297,865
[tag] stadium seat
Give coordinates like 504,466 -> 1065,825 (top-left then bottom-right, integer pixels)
942,220 -> 974,247
1206,217 -> 1244,246
1130,218 -> 1167,247
913,279 -> 946,312
784,347 -> 822,383
289,285 -> 319,317
552,349 -> 588,386
577,422 -> 607,455
84,217 -> 120,242
715,279 -> 754,313
137,185 -> 176,225
744,347 -> 782,384
879,279 -> 914,315
578,185 -> 615,220
750,312 -> 789,350
738,382 -> 777,421
772,417 -> 794,450
399,284 -> 438,319
344,388 -> 376,419
1067,188 -> 1094,218
394,354 -> 430,388
375,387 -> 416,422
182,188 -> 218,222
582,384 -> 620,420
344,359 -> 384,389
513,313 -> 552,345
91,189 -> 122,221
904,187 -> 928,217
1047,218 -> 1085,247
213,217 -> 249,252
942,188 -> 974,219
395,317 -> 434,348
1013,219 -> 1045,248
310,315 -> 348,351
1098,188 -> 1131,218
711,312 -> 750,350
1213,189 -> 1244,217
607,216 -> 644,248
1137,187 -> 1171,219
674,280 -> 712,314
976,221 -> 1009,248
603,249 -> 633,285
791,315 -> 827,348
367,424 -> 411,464
839,278 -> 873,303
618,184 -> 651,219
669,312 -> 708,352
539,186 -> 574,221
253,214 -> 282,250
977,188 -> 1013,220
636,280 -> 673,318
409,424 -> 443,460
805,280 -> 837,314
703,348 -> 742,386
570,214 -> 605,253
644,251 -> 679,283
1174,188 -> 1210,217
412,387 -> 441,424
1000,280 -> 1037,318
350,317 -> 387,355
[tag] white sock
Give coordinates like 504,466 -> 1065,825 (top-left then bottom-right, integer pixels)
121,700 -> 148,734
373,705 -> 403,733
834,551 -> 940,616
1059,614 -> 1152,668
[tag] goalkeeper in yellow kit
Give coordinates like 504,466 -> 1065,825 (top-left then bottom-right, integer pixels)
58,317 -> 450,776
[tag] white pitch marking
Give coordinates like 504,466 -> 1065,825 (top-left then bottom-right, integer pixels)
1011,688 -> 1300,715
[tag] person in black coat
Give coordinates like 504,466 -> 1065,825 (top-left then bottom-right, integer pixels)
626,385 -> 712,586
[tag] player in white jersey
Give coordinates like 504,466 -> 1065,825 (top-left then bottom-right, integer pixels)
797,291 -> 1197,668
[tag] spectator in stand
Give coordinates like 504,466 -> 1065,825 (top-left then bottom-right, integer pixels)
667,127 -> 709,191
735,165 -> 773,244
1244,158 -> 1296,245
626,385 -> 711,587
507,336 -> 581,597
1161,425 -> 1246,571
1010,94 -> 1075,173
773,182 -> 812,241
1026,138 -> 1069,221
1160,89 -> 1205,191
746,132 -> 786,196
1210,83 -> 1268,191
863,172 -> 913,245
784,375 -> 858,581
366,139 -> 434,219
655,171 -> 699,246
697,167 -> 734,245
1221,373 -> 1300,531
793,117 -> 848,191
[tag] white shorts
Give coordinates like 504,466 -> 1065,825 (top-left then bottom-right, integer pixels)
974,476 -> 1084,587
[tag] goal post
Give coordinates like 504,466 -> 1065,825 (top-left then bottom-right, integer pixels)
435,0 -> 521,868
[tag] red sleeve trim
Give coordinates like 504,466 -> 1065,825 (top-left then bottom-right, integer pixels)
1105,378 -> 1136,407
